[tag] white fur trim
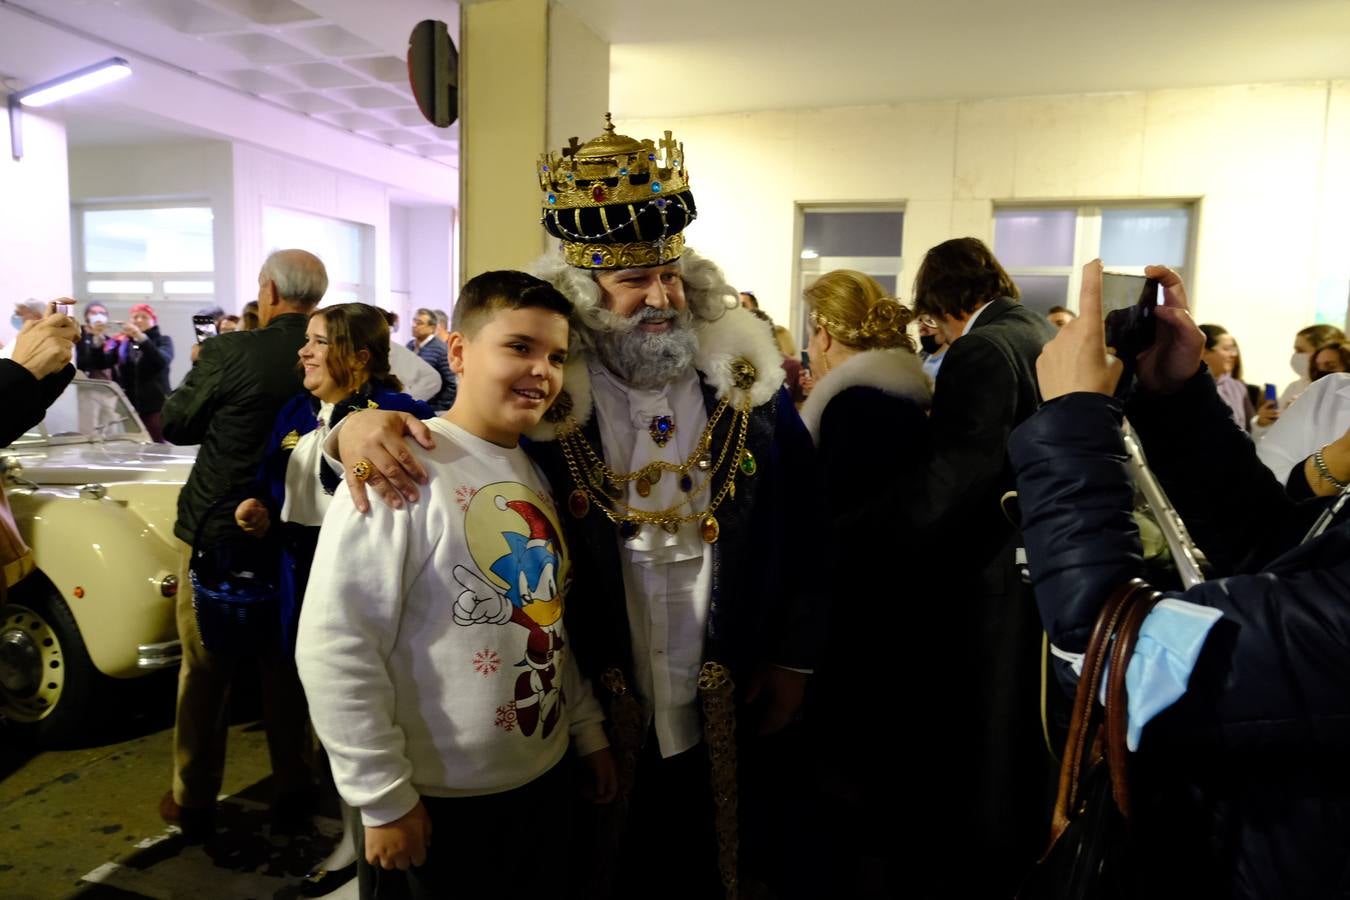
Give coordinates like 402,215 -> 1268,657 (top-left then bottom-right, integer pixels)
798,349 -> 931,443
523,354 -> 594,442
692,306 -> 785,409
523,307 -> 784,442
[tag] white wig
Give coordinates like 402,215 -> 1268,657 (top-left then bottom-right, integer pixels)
527,245 -> 737,351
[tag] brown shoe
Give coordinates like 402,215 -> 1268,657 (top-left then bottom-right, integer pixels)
159,790 -> 215,843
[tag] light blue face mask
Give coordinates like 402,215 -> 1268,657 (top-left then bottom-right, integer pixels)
10,315 -> 25,331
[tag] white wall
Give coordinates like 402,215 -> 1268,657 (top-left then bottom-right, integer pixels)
232,142 -> 393,318
0,109 -> 73,350
67,140 -> 235,386
407,206 -> 455,320
387,204 -> 454,342
627,79 -> 1350,388
389,203 -> 412,341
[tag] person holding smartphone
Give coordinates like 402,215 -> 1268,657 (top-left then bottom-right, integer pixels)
2,304 -> 80,445
75,301 -> 116,380
1014,260 -> 1350,898
83,302 -> 175,441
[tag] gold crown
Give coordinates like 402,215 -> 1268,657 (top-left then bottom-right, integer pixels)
539,113 -> 688,210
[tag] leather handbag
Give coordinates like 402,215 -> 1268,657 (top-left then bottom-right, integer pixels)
1019,578 -> 1163,900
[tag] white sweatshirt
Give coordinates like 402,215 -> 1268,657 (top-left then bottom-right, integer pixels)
297,417 -> 608,826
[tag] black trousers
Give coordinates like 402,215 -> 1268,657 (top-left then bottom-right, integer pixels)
614,736 -> 723,900
360,760 -> 572,899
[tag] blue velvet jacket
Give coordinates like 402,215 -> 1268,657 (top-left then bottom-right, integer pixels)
258,385 -> 435,650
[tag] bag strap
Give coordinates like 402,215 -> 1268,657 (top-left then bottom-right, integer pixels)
1045,578 -> 1153,845
1104,585 -> 1163,821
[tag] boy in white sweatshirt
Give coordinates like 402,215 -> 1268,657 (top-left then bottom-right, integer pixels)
297,271 -> 615,898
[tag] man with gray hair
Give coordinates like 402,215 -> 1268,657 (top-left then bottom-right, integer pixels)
331,120 -> 818,898
405,307 -> 456,411
158,248 -> 326,840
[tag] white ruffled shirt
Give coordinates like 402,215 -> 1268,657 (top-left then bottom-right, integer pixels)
589,363 -> 713,758
281,401 -> 335,527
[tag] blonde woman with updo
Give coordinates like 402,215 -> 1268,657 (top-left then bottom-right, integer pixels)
799,270 -> 931,447
797,269 -> 932,896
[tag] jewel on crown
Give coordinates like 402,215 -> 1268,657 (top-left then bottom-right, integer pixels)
538,113 -> 688,210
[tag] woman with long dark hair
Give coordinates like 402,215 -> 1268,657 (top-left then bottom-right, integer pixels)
235,302 -> 435,897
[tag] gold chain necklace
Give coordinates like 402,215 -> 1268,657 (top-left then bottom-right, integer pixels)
557,394 -> 757,544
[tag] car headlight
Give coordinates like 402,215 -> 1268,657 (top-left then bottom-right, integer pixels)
159,574 -> 178,598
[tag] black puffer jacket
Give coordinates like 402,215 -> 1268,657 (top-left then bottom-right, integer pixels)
1010,375 -> 1350,899
162,313 -> 308,547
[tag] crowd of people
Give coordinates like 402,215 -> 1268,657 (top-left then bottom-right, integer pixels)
2,116 -> 1348,900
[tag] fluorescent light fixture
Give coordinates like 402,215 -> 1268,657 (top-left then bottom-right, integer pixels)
800,248 -> 820,259
17,58 -> 132,108
8,57 -> 132,160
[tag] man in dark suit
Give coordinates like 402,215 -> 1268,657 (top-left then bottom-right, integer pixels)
845,237 -> 1055,897
406,307 -> 456,411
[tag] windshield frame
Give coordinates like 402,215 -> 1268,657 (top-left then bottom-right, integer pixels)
11,376 -> 153,448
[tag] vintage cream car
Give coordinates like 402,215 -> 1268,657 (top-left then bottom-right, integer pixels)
1,377 -> 196,744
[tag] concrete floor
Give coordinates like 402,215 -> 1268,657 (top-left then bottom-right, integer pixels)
0,671 -> 339,900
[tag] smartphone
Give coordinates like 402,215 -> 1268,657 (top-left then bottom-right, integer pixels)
1263,383 -> 1278,405
1100,273 -> 1155,317
800,349 -> 811,371
51,300 -> 75,318
192,314 -> 219,342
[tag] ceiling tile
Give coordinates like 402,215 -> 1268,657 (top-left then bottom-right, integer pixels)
130,0 -> 247,35
285,62 -> 365,89
334,86 -> 410,109
211,0 -> 320,26
273,91 -> 350,115
385,107 -> 433,127
319,111 -> 395,131
289,24 -> 381,57
213,68 -> 303,94
370,128 -> 426,145
343,55 -> 407,83
210,32 -> 315,65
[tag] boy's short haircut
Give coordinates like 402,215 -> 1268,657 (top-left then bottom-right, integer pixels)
452,270 -> 573,336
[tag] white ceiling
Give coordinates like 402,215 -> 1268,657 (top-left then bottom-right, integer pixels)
561,0 -> 1350,117
3,0 -> 460,156
7,0 -> 1349,151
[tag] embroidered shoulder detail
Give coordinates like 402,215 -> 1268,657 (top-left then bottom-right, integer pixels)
280,430 -> 300,450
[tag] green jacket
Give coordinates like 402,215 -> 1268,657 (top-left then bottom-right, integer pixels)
163,313 -> 309,547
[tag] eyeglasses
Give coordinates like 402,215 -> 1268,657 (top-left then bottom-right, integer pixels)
916,314 -> 939,330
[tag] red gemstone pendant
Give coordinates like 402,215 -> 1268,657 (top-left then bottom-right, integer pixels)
592,184 -> 605,202
568,489 -> 590,518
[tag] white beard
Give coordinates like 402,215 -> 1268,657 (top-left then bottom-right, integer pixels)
591,306 -> 699,390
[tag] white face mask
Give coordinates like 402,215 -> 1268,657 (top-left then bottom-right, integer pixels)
1291,351 -> 1311,380
88,312 -> 108,325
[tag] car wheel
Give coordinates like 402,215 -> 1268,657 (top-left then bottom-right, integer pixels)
0,587 -> 105,745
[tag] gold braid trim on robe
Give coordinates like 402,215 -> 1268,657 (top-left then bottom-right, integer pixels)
698,660 -> 739,900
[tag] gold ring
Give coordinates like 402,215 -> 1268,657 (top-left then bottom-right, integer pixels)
351,459 -> 374,482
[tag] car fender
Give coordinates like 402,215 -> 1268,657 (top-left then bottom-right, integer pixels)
8,489 -> 179,679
